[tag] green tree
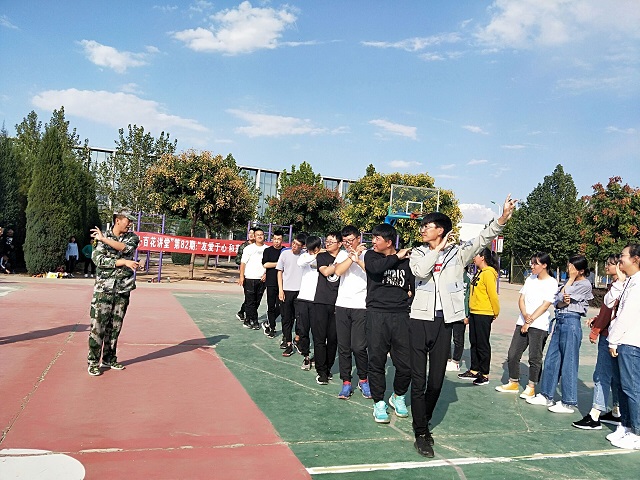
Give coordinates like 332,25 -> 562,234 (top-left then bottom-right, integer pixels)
581,176 -> 640,261
23,126 -> 69,274
146,150 -> 258,278
503,164 -> 582,270
266,184 -> 344,235
0,127 -> 22,231
341,165 -> 460,245
94,124 -> 177,220
278,161 -> 322,191
14,110 -> 42,199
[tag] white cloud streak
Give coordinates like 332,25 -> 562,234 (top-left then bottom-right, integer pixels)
389,160 -> 422,169
467,159 -> 488,165
361,33 -> 462,52
79,40 -> 153,73
172,1 -> 297,54
227,109 -> 327,137
462,125 -> 489,135
32,89 -> 208,134
1,14 -> 18,29
369,119 -> 417,140
606,126 -> 637,134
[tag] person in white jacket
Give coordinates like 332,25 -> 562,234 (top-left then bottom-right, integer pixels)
605,243 -> 640,450
408,194 -> 517,457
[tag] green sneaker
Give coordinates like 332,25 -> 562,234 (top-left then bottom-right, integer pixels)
88,365 -> 101,376
101,361 -> 125,370
389,393 -> 409,417
373,401 -> 390,423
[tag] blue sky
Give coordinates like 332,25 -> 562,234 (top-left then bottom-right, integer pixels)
1,1 -> 638,224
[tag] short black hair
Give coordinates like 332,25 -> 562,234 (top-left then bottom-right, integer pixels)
325,231 -> 342,243
294,233 -> 307,245
371,223 -> 396,243
421,212 -> 452,236
305,235 -> 322,251
341,225 -> 359,238
272,229 -> 284,237
254,227 -> 264,235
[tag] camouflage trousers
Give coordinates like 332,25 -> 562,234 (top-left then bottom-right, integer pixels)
87,291 -> 130,366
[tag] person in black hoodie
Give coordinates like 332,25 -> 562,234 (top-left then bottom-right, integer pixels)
364,223 -> 414,424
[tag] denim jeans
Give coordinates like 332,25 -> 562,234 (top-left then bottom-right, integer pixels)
539,311 -> 582,405
592,335 -> 620,411
617,344 -> 640,435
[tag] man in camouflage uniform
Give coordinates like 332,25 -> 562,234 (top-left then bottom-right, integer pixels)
87,210 -> 140,376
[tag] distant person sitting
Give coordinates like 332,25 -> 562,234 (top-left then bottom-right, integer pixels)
0,253 -> 11,274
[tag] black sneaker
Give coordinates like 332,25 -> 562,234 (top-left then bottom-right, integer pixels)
310,356 -> 315,367
316,373 -> 329,385
236,312 -> 245,321
473,375 -> 489,386
279,337 -> 287,349
327,372 -> 333,382
457,370 -> 478,380
572,414 -> 602,430
414,435 -> 434,457
266,329 -> 275,339
293,340 -> 302,354
251,322 -> 260,330
301,357 -> 311,370
600,411 -> 622,426
282,344 -> 294,357
243,320 -> 252,329
261,321 -> 269,334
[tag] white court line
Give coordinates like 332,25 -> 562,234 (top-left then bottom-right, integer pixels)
306,448 -> 638,474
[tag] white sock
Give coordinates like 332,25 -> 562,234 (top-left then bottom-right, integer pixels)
589,408 -> 601,421
612,406 -> 621,417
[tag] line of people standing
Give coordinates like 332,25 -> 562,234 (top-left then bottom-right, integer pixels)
234,195 -> 517,458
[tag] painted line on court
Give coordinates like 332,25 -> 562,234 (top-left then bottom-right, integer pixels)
306,448 -> 638,474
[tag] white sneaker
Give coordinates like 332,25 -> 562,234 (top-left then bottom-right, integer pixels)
446,360 -> 460,372
526,394 -> 553,406
84,274 -> 89,278
548,402 -> 574,414
607,425 -> 629,442
611,432 -> 640,449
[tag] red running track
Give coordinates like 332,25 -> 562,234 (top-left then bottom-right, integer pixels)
0,280 -> 310,479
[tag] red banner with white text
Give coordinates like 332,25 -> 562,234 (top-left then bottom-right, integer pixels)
137,232 -> 244,256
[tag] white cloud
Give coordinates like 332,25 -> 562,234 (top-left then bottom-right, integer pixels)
361,33 -> 462,52
460,203 -> 497,224
389,160 -> 422,169
79,40 -> 153,73
120,83 -> 142,94
369,119 -> 417,140
153,5 -> 178,13
462,125 -> 489,135
172,1 -> 297,55
1,14 -> 18,29
32,89 -> 208,135
467,159 -> 488,165
606,126 -> 637,134
476,0 -> 640,49
441,164 -> 456,170
501,144 -> 526,149
227,109 -> 326,137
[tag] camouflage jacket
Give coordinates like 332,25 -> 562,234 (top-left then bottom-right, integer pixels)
235,240 -> 251,265
92,229 -> 140,294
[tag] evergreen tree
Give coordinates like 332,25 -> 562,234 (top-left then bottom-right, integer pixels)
503,164 -> 582,270
0,127 -> 22,231
24,126 -> 70,274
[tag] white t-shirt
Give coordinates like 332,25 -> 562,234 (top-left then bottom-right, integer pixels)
241,243 -> 267,279
276,249 -> 303,291
517,274 -> 559,331
335,249 -> 367,309
297,252 -> 319,301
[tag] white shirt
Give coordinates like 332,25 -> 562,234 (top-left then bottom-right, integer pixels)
241,243 -> 267,279
297,252 -> 319,301
335,250 -> 367,309
607,272 -> 640,349
517,274 -> 558,332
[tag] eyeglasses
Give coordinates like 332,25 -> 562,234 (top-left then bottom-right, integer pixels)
325,241 -> 339,246
343,236 -> 357,244
420,223 -> 437,230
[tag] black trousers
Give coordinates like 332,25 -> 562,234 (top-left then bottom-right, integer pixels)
84,258 -> 96,275
335,307 -> 368,383
507,325 -> 549,383
266,285 -> 281,330
448,320 -> 466,362
281,290 -> 298,343
469,313 -> 494,375
295,299 -> 313,357
410,314 -> 451,437
66,255 -> 77,274
243,278 -> 265,324
366,310 -> 411,403
310,303 -> 337,376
